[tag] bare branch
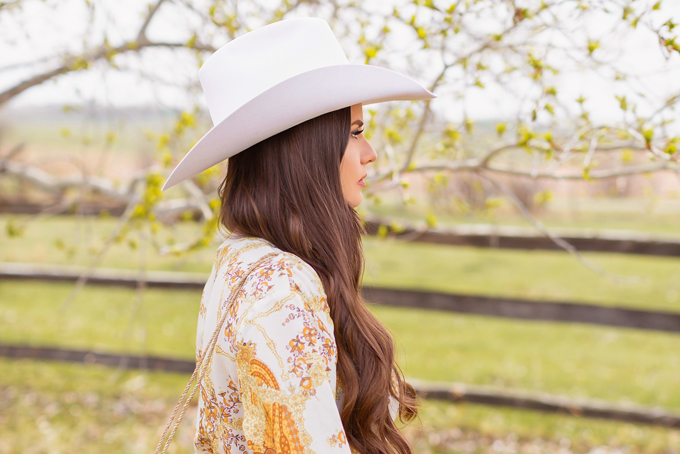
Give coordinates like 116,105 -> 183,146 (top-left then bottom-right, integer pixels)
625,127 -> 673,162
590,144 -> 648,152
137,0 -> 168,45
582,130 -> 600,169
0,38 -> 216,106
0,55 -> 59,73
400,87 -> 438,172
1,155 -> 210,223
409,160 -> 676,180
0,0 -> 215,107
0,0 -> 22,11
477,171 -> 645,285
479,143 -> 518,167
181,179 -> 212,221
139,41 -> 215,52
0,65 -> 71,106
2,160 -> 130,199
540,126 -> 590,175
486,161 -> 676,180
59,192 -> 142,313
0,142 -> 25,168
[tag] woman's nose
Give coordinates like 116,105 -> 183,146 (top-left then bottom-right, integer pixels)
363,140 -> 378,164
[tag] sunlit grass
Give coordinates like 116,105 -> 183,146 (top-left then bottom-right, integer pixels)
0,360 -> 196,454
2,214 -> 680,452
1,280 -> 679,410
2,215 -> 680,313
364,195 -> 680,234
361,236 -> 680,313
2,309 -> 680,453
0,215 -> 214,273
2,360 -> 678,453
2,360 -> 678,454
405,398 -> 680,454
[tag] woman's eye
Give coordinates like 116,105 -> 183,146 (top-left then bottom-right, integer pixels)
351,128 -> 364,138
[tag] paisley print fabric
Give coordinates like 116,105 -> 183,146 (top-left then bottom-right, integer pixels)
194,232 -> 399,453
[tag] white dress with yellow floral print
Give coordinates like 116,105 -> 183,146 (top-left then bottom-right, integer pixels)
194,233 -> 398,454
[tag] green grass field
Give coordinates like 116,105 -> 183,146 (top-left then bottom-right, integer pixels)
1,214 -> 680,452
365,197 -> 680,235
2,360 -> 679,454
1,281 -> 679,453
2,214 -> 680,312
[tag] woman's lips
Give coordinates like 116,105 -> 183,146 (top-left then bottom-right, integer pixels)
358,174 -> 367,187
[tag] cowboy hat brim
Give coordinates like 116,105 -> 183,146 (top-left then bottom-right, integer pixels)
161,63 -> 435,191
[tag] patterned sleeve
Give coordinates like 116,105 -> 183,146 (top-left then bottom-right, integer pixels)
389,369 -> 400,421
234,260 -> 352,454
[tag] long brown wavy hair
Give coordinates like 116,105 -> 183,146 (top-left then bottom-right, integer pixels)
216,105 -> 419,453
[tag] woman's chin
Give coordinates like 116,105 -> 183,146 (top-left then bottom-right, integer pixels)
346,193 -> 362,208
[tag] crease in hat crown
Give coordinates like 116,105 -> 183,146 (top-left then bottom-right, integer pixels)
200,18 -> 349,126
161,17 -> 436,192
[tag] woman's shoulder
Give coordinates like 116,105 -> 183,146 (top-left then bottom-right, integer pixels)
215,233 -> 327,303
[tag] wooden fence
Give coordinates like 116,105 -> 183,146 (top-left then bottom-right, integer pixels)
363,220 -> 680,257
2,262 -> 679,333
2,343 -> 678,428
2,206 -> 679,429
3,202 -> 680,257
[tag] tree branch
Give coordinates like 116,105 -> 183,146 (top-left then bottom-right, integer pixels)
137,0 -> 168,45
476,170 -> 644,284
59,191 -> 142,313
409,160 -> 676,180
0,159 -> 205,218
0,0 -> 215,107
486,161 -> 676,180
0,65 -> 72,106
181,179 -> 212,221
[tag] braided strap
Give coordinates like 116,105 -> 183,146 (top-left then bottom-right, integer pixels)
154,251 -> 279,454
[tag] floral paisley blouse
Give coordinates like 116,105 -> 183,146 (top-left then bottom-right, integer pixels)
194,233 -> 398,454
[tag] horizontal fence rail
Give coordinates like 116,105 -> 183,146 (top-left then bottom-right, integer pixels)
0,344 -> 195,373
2,343 -> 678,428
0,203 -> 129,217
363,287 -> 680,333
364,219 -> 680,257
3,202 -> 680,257
2,262 -> 679,333
410,378 -> 680,429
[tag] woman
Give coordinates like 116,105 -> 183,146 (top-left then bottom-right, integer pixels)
160,17 -> 435,454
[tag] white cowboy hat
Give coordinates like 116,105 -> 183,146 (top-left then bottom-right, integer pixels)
161,17 -> 436,192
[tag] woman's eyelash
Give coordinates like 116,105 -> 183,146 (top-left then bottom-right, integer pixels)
351,128 -> 364,137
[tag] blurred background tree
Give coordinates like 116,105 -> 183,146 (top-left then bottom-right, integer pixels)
1,0 -> 679,274
2,2 -> 680,453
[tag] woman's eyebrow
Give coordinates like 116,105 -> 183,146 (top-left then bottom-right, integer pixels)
352,120 -> 364,127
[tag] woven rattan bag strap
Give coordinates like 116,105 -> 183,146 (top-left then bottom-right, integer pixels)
154,251 -> 279,454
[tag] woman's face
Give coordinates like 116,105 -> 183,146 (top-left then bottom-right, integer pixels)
340,103 -> 377,208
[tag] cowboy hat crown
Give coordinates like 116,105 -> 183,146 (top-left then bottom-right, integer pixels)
162,17 -> 435,191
